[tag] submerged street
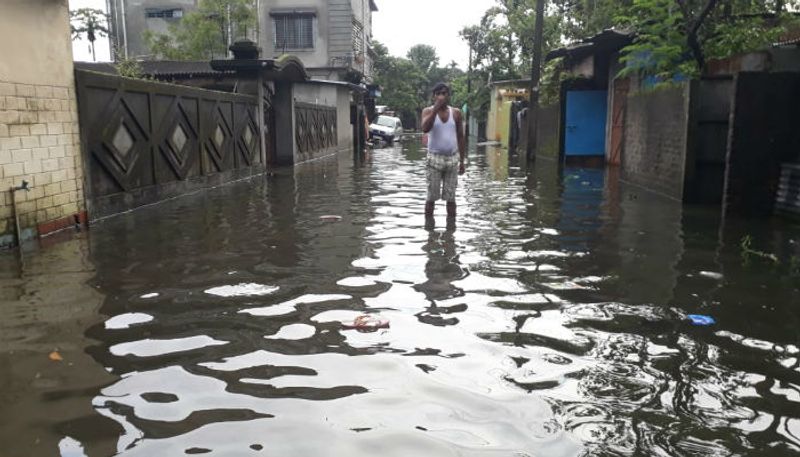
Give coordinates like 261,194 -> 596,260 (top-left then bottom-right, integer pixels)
2,138 -> 800,456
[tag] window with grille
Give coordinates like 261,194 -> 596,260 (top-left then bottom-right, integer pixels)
273,14 -> 315,50
145,8 -> 183,19
352,20 -> 364,55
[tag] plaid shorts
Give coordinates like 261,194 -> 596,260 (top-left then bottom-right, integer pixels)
426,153 -> 460,202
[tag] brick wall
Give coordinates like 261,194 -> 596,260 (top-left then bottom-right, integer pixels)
0,80 -> 84,246
621,84 -> 690,200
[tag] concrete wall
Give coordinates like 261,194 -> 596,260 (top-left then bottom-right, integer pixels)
684,77 -> 733,204
328,0 -> 353,67
487,83 -> 529,144
724,72 -> 800,217
294,82 -> 339,107
487,87 -> 499,142
621,83 -> 691,200
273,81 -> 295,166
535,102 -> 561,160
335,87 -> 353,148
349,0 -> 372,80
0,0 -> 85,246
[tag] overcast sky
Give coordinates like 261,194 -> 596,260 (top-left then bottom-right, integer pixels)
371,0 -> 496,69
68,0 -> 497,67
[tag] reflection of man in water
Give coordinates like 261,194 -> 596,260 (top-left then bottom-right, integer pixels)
414,224 -> 467,327
420,83 -> 466,219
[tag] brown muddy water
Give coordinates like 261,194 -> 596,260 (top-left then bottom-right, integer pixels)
1,139 -> 800,457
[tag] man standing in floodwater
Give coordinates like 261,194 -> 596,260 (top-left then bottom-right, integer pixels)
421,82 -> 466,218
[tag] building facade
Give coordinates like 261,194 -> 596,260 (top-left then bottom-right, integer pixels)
106,0 -> 199,60
0,0 -> 87,247
257,0 -> 377,81
107,0 -> 377,82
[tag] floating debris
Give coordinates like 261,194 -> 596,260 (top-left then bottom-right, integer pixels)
204,283 -> 279,297
687,314 -> 716,326
341,314 -> 390,332
699,271 -> 724,280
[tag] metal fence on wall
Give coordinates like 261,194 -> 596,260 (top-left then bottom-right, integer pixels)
75,70 -> 265,218
295,102 -> 337,157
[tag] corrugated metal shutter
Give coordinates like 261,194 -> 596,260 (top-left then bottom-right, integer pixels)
776,162 -> 800,216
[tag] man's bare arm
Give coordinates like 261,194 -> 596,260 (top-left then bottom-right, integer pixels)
421,107 -> 436,133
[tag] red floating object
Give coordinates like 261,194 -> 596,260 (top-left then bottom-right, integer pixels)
342,314 -> 390,332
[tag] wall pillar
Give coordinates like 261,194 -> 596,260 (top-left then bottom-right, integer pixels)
273,81 -> 295,166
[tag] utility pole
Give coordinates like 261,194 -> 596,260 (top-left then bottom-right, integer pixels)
525,0 -> 546,160
226,4 -> 233,57
466,41 -> 473,141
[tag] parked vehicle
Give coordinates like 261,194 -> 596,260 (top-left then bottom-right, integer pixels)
369,115 -> 403,144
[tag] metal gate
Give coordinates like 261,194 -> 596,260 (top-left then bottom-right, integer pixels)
564,90 -> 608,157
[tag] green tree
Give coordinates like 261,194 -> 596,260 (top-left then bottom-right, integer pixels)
70,8 -> 110,62
407,44 -> 440,73
372,41 -> 427,127
462,0 -> 800,96
144,0 -> 257,60
617,0 -> 800,80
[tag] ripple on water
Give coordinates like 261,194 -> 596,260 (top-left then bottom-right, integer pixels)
104,312 -> 154,329
265,324 -> 317,340
204,283 -> 280,297
241,294 -> 352,317
337,276 -> 378,287
109,335 -> 228,357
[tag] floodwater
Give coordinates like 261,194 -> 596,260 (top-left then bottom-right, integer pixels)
2,139 -> 800,457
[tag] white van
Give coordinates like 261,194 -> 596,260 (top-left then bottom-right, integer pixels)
369,115 -> 404,144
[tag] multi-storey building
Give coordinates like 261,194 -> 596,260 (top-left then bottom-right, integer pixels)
106,0 -> 377,82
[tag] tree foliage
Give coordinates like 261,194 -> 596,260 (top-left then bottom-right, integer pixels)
459,0 -> 800,101
143,0 -> 257,60
372,42 -> 465,129
70,8 -> 110,62
406,44 -> 440,73
374,0 -> 798,126
617,0 -> 800,80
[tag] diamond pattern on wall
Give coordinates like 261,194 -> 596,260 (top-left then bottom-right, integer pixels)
172,124 -> 188,154
112,123 -> 134,158
214,125 -> 225,149
244,124 -> 254,147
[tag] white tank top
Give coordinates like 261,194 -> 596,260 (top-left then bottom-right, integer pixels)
428,107 -> 458,155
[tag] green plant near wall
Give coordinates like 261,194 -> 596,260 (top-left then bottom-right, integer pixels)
705,16 -> 791,61
114,48 -> 147,79
789,254 -> 800,277
144,0 -> 257,60
740,235 -> 780,266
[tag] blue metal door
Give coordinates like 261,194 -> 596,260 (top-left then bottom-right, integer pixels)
565,90 -> 608,156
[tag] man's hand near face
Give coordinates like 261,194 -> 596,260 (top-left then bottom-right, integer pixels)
433,96 -> 447,112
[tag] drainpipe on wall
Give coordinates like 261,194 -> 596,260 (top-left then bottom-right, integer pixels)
255,0 -> 260,45
9,180 -> 30,248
